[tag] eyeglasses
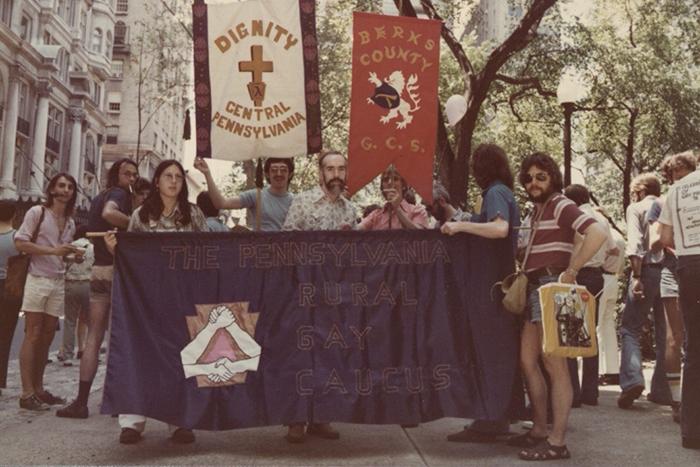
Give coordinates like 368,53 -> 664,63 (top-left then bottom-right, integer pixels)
523,172 -> 549,184
162,173 -> 184,182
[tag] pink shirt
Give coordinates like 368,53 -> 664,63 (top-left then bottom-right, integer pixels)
15,205 -> 75,279
358,200 -> 429,230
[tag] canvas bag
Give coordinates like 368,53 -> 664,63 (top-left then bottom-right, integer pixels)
4,207 -> 45,304
539,279 -> 598,358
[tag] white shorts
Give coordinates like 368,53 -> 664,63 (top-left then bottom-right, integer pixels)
21,273 -> 65,318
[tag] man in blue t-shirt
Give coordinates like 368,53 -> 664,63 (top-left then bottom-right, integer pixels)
440,143 -> 522,443
194,157 -> 294,231
58,158 -> 138,424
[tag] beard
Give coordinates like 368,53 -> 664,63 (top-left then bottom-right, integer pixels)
324,177 -> 345,195
527,187 -> 554,203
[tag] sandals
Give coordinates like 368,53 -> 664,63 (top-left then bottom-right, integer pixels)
518,440 -> 571,461
506,430 -> 547,448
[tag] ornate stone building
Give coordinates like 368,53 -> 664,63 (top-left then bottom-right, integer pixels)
0,0 -> 114,209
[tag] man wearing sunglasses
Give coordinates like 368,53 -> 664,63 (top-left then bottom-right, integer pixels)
510,153 -> 607,461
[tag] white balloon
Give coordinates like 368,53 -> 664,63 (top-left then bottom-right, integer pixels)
445,94 -> 467,127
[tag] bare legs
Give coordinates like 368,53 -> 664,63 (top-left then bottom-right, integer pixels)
520,321 -> 573,446
19,312 -> 58,397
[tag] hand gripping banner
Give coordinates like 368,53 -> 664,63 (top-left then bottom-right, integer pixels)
101,230 -> 521,430
347,13 -> 441,202
192,0 -> 322,160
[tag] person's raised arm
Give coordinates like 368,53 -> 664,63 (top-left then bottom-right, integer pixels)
194,157 -> 244,209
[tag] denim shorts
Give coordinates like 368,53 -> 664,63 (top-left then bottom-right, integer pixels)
659,266 -> 679,299
525,274 -> 560,323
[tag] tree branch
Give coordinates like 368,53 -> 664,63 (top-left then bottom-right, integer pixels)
160,0 -> 193,39
494,73 -> 557,98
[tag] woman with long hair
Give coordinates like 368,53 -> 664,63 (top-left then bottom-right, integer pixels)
128,160 -> 207,233
15,173 -> 82,410
118,160 -> 208,445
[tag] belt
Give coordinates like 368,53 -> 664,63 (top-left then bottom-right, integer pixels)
579,266 -> 605,274
526,266 -> 566,282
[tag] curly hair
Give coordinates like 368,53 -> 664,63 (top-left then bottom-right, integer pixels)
138,160 -> 192,226
45,172 -> 78,217
518,152 -> 563,193
106,158 -> 138,189
471,143 -> 514,189
660,151 -> 697,182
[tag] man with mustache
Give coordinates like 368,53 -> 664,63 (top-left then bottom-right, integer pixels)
194,157 -> 294,232
281,150 -> 357,443
511,152 -> 606,461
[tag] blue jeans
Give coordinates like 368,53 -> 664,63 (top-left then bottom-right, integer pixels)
677,255 -> 700,441
619,265 -> 672,401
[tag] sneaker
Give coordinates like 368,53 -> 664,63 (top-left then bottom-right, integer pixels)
36,390 -> 67,406
19,395 -> 50,411
119,428 -> 142,444
171,428 -> 195,444
56,400 -> 89,419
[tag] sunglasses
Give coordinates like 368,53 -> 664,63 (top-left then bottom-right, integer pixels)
523,172 -> 549,184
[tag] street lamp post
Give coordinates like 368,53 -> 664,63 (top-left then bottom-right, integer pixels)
557,72 -> 588,187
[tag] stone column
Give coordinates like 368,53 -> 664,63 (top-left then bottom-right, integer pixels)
0,68 -> 20,198
28,82 -> 51,196
68,106 -> 85,183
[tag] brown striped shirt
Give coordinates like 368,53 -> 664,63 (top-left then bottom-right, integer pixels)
523,194 -> 597,272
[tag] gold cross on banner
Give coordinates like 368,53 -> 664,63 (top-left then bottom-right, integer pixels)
238,45 -> 274,107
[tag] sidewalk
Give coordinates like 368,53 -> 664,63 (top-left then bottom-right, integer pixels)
0,357 -> 698,465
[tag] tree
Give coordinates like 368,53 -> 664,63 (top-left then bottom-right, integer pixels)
394,0 -> 558,206
569,0 -> 700,213
129,1 -> 192,166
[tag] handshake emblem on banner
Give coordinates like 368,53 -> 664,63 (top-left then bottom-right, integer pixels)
181,304 -> 262,387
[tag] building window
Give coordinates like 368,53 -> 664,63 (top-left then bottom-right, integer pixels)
106,126 -> 119,144
44,152 -> 59,182
114,21 -> 127,44
0,0 -> 12,26
111,60 -> 123,78
18,81 -> 30,120
20,14 -> 32,40
105,31 -> 112,59
91,28 -> 103,53
80,10 -> 87,44
85,135 -> 96,174
47,105 -> 63,154
116,0 -> 128,14
67,0 -> 77,27
107,92 -> 121,113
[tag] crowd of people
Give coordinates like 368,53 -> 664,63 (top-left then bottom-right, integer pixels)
0,145 -> 698,460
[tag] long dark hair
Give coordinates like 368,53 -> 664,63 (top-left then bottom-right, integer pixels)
519,152 -> 563,193
107,158 -> 138,188
471,143 -> 514,189
45,172 -> 78,217
138,160 -> 192,225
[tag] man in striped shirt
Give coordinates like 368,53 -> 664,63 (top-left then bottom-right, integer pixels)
510,153 -> 607,461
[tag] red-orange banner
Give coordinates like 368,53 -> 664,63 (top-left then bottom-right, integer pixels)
347,13 -> 441,202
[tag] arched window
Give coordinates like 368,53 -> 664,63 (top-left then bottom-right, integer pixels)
105,31 -> 112,59
91,28 -> 102,53
114,21 -> 127,44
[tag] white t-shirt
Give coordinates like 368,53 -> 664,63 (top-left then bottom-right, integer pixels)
659,169 -> 700,256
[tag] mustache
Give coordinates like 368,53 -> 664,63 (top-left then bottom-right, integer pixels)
325,177 -> 345,187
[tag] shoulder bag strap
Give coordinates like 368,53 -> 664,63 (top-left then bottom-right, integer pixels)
30,207 -> 46,244
520,196 -> 553,270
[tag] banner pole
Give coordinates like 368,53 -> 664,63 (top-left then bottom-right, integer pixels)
255,158 -> 263,231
